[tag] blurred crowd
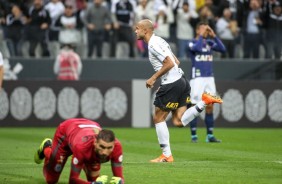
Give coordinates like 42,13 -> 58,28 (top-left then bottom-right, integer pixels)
0,0 -> 281,60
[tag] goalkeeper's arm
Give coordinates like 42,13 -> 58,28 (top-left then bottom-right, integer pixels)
111,162 -> 124,184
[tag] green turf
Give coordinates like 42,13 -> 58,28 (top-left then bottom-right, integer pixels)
0,127 -> 281,184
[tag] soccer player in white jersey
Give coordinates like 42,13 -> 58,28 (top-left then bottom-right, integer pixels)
0,51 -> 4,90
135,19 -> 223,162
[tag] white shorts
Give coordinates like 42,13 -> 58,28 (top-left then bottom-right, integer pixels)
190,77 -> 216,104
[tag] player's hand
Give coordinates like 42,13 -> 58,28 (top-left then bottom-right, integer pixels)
199,25 -> 207,36
206,26 -> 216,38
109,176 -> 122,184
146,77 -> 156,88
95,175 -> 108,184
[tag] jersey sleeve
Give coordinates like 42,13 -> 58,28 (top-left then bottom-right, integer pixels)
188,36 -> 204,52
0,52 -> 3,66
149,41 -> 170,62
69,149 -> 91,184
209,37 -> 226,53
111,140 -> 124,182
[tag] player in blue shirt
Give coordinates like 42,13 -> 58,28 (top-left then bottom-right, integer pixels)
187,22 -> 226,143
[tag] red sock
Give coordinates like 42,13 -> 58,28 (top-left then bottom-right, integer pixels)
44,147 -> 52,159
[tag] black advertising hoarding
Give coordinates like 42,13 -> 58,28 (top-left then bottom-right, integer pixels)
0,80 -> 282,127
0,81 -> 131,127
215,81 -> 282,127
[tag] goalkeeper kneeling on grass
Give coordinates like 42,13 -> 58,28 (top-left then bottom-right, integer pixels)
34,118 -> 124,184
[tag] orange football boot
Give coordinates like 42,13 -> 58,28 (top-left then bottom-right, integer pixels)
202,92 -> 223,105
150,154 -> 174,163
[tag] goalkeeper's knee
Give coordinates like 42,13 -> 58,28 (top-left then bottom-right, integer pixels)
110,176 -> 123,184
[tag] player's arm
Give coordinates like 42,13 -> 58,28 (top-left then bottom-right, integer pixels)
207,26 -> 226,53
110,142 -> 124,184
172,54 -> 180,66
211,37 -> 226,53
189,25 -> 206,52
110,162 -> 124,184
146,56 -> 174,88
172,54 -> 185,75
69,155 -> 101,184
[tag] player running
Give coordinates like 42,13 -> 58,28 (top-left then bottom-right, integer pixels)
135,19 -> 223,162
34,118 -> 123,184
187,22 -> 226,143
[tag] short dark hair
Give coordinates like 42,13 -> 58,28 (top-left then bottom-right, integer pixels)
196,21 -> 208,30
97,129 -> 115,142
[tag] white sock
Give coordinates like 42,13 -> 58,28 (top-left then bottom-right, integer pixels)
181,101 -> 206,126
155,121 -> 171,157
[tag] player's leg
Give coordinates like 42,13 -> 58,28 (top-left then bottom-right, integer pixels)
34,138 -> 52,164
190,117 -> 198,143
188,78 -> 203,141
150,83 -> 175,162
172,77 -> 203,128
205,77 -> 221,143
43,125 -> 70,183
173,77 -> 222,127
150,107 -> 173,162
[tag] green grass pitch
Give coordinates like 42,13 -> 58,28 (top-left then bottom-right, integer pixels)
0,127 -> 281,184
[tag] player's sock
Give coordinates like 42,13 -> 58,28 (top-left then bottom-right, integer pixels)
205,113 -> 214,135
190,118 -> 197,136
44,147 -> 52,159
181,101 -> 206,126
155,121 -> 171,157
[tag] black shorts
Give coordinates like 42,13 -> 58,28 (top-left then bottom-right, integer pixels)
154,76 -> 191,111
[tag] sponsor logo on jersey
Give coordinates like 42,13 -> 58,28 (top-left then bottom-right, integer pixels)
195,55 -> 213,61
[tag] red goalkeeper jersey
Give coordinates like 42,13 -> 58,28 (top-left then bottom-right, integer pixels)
58,118 -> 123,183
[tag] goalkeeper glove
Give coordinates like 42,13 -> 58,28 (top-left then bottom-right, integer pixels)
109,176 -> 122,184
93,175 -> 108,184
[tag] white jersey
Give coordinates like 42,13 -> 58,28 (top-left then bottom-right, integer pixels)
148,34 -> 182,85
0,52 -> 3,66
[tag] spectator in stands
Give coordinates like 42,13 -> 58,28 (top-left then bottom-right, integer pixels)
171,0 -> 196,12
135,0 -> 155,57
135,0 -> 155,22
25,0 -> 51,57
62,0 -> 87,13
191,5 -> 216,31
216,8 -> 238,58
45,0 -> 65,57
265,1 -> 282,59
205,0 -> 220,18
242,0 -> 264,59
56,4 -> 83,49
176,1 -> 198,58
154,4 -> 174,42
110,0 -> 136,58
54,44 -> 82,80
84,0 -> 112,58
5,4 -> 27,56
